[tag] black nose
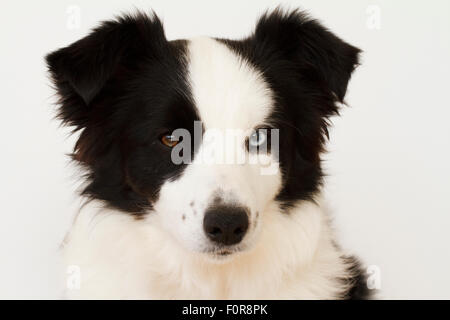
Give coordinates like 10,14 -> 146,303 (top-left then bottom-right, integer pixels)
203,205 -> 249,246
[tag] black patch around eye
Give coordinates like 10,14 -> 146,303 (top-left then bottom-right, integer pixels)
124,91 -> 200,208
50,29 -> 200,216
216,9 -> 359,210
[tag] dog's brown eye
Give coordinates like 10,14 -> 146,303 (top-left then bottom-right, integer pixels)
160,134 -> 179,148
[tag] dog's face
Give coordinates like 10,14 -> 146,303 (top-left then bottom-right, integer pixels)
47,10 -> 359,259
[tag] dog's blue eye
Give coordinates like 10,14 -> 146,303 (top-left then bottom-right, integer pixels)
248,129 -> 267,148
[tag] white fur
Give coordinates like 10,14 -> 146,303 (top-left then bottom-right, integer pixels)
62,37 -> 355,299
64,199 -> 353,299
187,37 -> 273,130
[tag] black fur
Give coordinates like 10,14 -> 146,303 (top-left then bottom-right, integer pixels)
342,256 -> 373,300
46,13 -> 199,215
219,9 -> 360,208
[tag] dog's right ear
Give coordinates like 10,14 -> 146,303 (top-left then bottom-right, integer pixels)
46,12 -> 167,128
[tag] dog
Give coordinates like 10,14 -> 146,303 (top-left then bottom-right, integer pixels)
46,8 -> 370,299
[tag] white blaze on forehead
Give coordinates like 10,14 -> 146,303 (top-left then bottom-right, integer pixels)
187,37 -> 274,130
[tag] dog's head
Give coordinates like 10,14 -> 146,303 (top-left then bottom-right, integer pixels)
47,9 -> 359,260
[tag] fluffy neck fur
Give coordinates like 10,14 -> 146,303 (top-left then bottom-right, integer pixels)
63,198 -> 355,299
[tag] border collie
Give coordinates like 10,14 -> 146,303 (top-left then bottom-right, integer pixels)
46,8 -> 370,299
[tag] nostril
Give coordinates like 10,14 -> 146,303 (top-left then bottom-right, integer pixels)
209,227 -> 222,236
233,227 -> 244,235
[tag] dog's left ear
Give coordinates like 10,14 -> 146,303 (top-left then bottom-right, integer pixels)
254,9 -> 361,102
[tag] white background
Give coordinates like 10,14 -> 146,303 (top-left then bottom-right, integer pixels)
1,0 -> 449,299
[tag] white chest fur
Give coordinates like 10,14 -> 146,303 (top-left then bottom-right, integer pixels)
63,199 -> 354,299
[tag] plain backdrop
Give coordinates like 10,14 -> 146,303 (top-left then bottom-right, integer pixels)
1,0 -> 449,299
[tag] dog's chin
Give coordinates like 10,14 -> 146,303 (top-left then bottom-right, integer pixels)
201,246 -> 246,264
